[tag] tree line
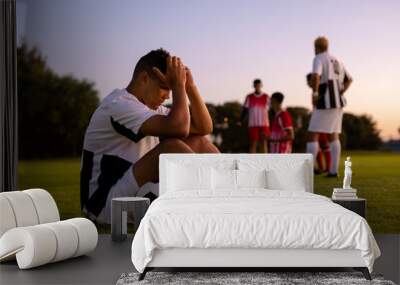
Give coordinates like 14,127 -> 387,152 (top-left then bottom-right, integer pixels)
17,44 -> 381,159
207,102 -> 382,153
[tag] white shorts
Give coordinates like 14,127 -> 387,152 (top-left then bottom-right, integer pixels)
94,166 -> 159,224
308,108 -> 343,134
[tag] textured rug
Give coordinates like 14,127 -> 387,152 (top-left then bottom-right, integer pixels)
116,271 -> 396,285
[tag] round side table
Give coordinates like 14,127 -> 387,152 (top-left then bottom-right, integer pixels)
111,197 -> 150,242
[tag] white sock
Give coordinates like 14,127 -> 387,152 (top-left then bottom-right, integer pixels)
130,174 -> 140,196
118,168 -> 140,197
306,142 -> 319,166
329,140 -> 341,174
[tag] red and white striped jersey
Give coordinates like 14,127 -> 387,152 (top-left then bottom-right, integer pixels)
243,93 -> 270,127
270,110 -> 293,153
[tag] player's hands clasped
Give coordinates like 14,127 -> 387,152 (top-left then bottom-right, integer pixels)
153,56 -> 186,91
185,66 -> 196,92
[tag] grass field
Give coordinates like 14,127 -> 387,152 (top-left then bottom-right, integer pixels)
18,151 -> 400,233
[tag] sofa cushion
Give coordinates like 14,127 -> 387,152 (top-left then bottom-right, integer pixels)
0,191 -> 39,228
23,189 -> 60,224
42,221 -> 79,262
0,196 -> 17,237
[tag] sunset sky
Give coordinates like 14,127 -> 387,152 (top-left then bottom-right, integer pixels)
17,0 -> 400,139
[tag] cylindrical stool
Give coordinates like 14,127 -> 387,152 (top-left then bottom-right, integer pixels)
111,197 -> 150,242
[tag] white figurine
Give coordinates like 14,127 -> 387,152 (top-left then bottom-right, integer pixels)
343,156 -> 352,189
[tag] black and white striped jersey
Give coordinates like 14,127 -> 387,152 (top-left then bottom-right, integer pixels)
312,52 -> 352,109
80,89 -> 169,219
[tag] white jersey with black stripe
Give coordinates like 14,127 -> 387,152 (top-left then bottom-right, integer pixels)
80,89 -> 169,219
312,52 -> 352,109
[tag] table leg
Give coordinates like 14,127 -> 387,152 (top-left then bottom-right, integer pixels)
111,201 -> 126,242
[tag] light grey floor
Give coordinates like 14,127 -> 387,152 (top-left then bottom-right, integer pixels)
375,234 -> 400,284
0,235 -> 134,285
0,234 -> 399,285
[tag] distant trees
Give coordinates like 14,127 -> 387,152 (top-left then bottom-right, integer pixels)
18,43 -> 99,159
285,107 -> 310,152
211,101 -> 248,153
341,113 -> 382,150
206,102 -> 382,152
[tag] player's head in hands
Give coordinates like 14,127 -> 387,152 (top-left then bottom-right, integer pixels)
128,48 -> 171,110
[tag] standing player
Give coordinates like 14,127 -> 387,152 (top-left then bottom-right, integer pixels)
269,92 -> 294,153
306,37 -> 353,177
241,79 -> 270,153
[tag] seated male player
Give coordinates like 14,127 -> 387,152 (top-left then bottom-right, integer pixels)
80,49 -> 219,223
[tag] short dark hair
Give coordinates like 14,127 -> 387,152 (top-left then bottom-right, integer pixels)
314,36 -> 329,52
271,92 -> 284,104
132,48 -> 170,82
306,73 -> 312,81
253,79 -> 262,86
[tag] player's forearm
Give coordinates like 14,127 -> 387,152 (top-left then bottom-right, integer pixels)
284,130 -> 295,141
271,130 -> 294,142
167,84 -> 190,136
311,75 -> 320,93
187,85 -> 213,134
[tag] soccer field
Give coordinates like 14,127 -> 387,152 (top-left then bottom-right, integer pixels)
18,151 -> 400,233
